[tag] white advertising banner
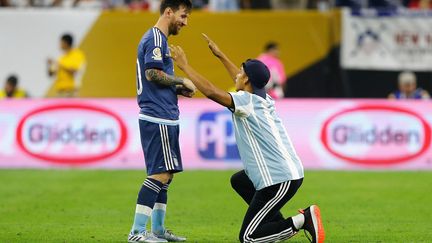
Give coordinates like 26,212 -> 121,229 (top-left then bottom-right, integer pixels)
1,99 -> 432,170
341,8 -> 432,70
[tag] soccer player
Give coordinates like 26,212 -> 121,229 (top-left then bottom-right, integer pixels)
129,0 -> 195,242
169,35 -> 325,243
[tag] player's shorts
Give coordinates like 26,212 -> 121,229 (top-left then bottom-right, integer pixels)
139,119 -> 183,175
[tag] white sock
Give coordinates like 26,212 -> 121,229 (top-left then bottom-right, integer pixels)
292,213 -> 305,230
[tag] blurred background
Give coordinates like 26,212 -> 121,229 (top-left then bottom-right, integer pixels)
1,0 -> 431,99
1,1 -> 432,242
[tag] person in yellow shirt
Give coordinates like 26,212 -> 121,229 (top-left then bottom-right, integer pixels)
47,33 -> 86,97
0,75 -> 28,99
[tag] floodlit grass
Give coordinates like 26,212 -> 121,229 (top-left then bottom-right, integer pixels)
0,170 -> 431,242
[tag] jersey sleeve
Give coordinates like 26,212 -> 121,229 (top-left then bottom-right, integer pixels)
144,29 -> 165,70
229,91 -> 254,117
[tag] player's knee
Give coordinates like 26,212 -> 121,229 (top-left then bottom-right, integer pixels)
238,231 -> 246,243
230,172 -> 242,190
148,172 -> 171,184
230,174 -> 238,190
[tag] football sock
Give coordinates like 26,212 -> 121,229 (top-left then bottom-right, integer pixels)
131,178 -> 163,234
291,213 -> 305,231
152,179 -> 171,234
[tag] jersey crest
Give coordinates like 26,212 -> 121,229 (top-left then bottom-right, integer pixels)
152,47 -> 162,61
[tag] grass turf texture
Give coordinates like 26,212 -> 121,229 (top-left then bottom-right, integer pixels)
0,170 -> 431,242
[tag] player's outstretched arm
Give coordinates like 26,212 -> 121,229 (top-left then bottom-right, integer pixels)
170,45 -> 234,109
202,33 -> 240,83
145,69 -> 196,95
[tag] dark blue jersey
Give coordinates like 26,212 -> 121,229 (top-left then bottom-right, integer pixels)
136,27 -> 178,120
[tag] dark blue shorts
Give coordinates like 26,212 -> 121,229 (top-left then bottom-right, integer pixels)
139,119 -> 183,175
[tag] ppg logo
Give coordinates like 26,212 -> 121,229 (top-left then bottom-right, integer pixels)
197,110 -> 240,160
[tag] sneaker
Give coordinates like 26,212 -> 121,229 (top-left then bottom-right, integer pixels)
128,231 -> 168,243
298,205 -> 325,243
153,229 -> 186,242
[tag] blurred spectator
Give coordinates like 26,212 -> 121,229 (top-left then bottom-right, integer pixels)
335,0 -> 403,8
240,0 -> 271,9
257,42 -> 286,99
109,0 -> 127,7
128,0 -> 149,10
388,71 -> 430,100
22,0 -> 56,7
51,0 -> 78,6
2,0 -> 34,7
0,0 -> 10,7
47,33 -> 86,97
334,0 -> 361,8
271,0 -> 308,9
369,0 -> 402,8
408,0 -> 432,8
51,0 -> 106,8
192,0 -> 208,8
208,0 -> 238,11
147,0 -> 162,11
1,0 -> 110,8
306,0 -> 331,10
0,75 -> 28,99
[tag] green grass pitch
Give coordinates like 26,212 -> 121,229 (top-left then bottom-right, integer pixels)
0,170 -> 431,242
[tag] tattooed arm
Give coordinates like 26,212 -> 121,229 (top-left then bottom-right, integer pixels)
145,69 -> 184,86
145,68 -> 196,96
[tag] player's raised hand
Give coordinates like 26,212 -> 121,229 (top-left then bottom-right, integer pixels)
202,33 -> 223,58
169,45 -> 188,70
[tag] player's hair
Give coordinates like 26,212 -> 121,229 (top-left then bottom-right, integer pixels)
61,33 -> 74,47
160,0 -> 192,14
6,75 -> 18,87
264,42 -> 278,52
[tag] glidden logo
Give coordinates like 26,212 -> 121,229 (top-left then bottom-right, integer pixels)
17,104 -> 127,164
321,105 -> 431,165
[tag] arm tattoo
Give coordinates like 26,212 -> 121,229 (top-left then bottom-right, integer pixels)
145,69 -> 183,87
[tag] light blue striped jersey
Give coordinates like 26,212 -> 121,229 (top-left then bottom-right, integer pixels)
229,91 -> 304,190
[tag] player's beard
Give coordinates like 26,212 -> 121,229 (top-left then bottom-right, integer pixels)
168,21 -> 180,36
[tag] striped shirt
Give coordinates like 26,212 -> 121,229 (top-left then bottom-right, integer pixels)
229,91 -> 304,190
136,27 -> 177,121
